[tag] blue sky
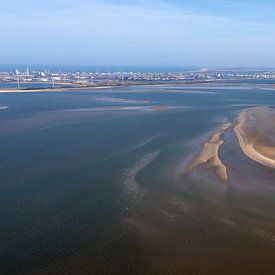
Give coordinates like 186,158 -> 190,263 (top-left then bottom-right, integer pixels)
1,0 -> 275,67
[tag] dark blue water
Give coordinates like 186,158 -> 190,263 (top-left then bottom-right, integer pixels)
1,84 -> 275,274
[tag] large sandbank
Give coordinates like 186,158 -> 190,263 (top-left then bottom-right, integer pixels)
234,108 -> 275,168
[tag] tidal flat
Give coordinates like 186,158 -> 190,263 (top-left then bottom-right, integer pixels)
1,84 -> 275,274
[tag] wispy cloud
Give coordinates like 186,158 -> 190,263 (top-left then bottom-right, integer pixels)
1,0 -> 275,66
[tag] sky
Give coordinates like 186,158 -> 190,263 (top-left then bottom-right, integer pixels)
1,0 -> 275,67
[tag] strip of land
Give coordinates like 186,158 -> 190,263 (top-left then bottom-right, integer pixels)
234,109 -> 275,168
188,123 -> 231,182
0,86 -> 121,93
0,80 -> 266,93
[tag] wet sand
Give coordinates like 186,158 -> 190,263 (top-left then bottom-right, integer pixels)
188,123 -> 231,182
63,105 -> 185,112
234,108 -> 275,168
189,106 -> 275,184
93,97 -> 149,104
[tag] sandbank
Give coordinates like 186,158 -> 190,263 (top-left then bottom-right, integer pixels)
188,123 -> 231,182
234,109 -> 275,168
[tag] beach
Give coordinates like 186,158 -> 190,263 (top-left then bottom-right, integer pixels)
234,108 -> 275,168
188,123 -> 231,182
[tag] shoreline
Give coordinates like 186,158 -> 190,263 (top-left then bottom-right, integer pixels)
0,81 -> 205,93
188,122 -> 231,182
0,85 -> 122,93
234,109 -> 275,169
0,80 -> 274,93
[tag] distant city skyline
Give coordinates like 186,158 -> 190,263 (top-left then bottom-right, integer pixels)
1,0 -> 275,67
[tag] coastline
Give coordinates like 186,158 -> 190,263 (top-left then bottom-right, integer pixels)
0,85 -> 122,93
0,81 -> 198,93
234,109 -> 275,169
0,79 -> 271,93
188,122 -> 231,182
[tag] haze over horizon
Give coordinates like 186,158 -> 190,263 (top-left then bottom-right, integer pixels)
1,0 -> 275,67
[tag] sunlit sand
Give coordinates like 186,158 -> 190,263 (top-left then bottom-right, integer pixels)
234,108 -> 275,168
188,123 -> 231,182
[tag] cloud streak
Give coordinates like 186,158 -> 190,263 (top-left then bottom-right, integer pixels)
1,0 -> 275,66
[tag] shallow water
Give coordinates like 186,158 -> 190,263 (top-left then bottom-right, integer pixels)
1,85 -> 275,274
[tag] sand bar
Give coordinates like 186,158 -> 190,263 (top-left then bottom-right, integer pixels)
189,122 -> 231,182
234,109 -> 275,168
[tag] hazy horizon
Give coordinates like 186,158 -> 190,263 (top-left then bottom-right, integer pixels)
2,64 -> 275,74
